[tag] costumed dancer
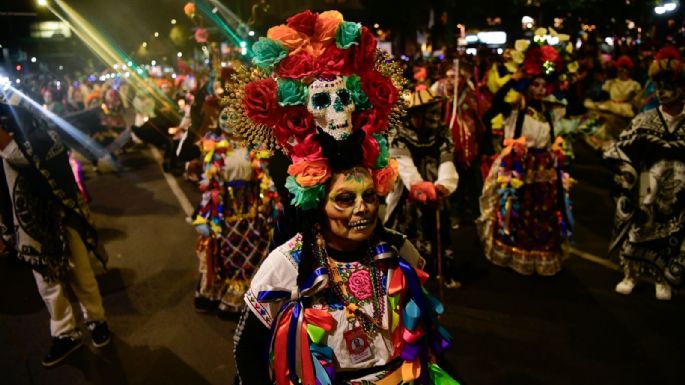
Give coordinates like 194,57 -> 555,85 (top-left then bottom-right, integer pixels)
384,89 -> 460,288
432,61 -> 487,229
191,102 -> 281,315
585,55 -> 641,118
477,30 -> 576,276
605,47 -> 685,300
0,88 -> 111,367
231,10 -> 460,385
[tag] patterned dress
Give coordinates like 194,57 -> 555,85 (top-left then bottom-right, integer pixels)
193,132 -> 280,312
245,233 -> 459,384
477,106 -> 573,276
604,107 -> 685,286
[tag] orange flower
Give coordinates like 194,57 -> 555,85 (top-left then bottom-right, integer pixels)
373,159 -> 399,196
313,11 -> 343,47
267,25 -> 310,55
288,160 -> 331,187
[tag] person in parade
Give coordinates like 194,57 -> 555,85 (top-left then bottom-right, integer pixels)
384,89 -> 460,288
477,30 -> 575,276
231,10 -> 460,385
0,87 -> 111,367
190,96 -> 281,316
605,46 -> 685,301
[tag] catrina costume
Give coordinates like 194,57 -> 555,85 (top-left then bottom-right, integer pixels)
477,30 -> 575,276
191,124 -> 281,314
229,10 -> 460,385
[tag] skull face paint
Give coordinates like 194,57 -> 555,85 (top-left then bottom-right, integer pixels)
322,167 -> 379,251
219,107 -> 233,135
307,76 -> 355,140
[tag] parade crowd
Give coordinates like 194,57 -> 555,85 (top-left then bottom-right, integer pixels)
1,8 -> 684,385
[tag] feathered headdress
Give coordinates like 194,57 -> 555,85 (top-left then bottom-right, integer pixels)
222,10 -> 406,210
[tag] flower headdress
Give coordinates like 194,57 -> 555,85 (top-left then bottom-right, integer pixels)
222,10 -> 406,210
615,55 -> 635,71
648,46 -> 684,83
507,27 -> 577,84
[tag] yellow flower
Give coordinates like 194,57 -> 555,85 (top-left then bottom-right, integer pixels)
567,61 -> 579,73
534,27 -> 548,37
510,178 -> 524,189
566,42 -> 574,54
491,113 -> 504,129
558,34 -> 570,42
548,27 -> 558,37
512,50 -> 525,64
515,39 -> 530,52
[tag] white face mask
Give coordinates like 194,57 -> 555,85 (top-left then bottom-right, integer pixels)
306,76 -> 355,141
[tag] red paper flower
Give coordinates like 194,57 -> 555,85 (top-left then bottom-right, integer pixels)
361,70 -> 398,113
194,28 -> 209,43
540,45 -> 560,63
275,106 -> 315,142
615,55 -> 634,70
522,47 -> 543,77
276,51 -> 318,79
354,109 -> 389,135
350,27 -> 377,74
361,133 -> 380,168
243,78 -> 280,126
317,44 -> 353,77
656,46 -> 681,61
286,10 -> 318,36
291,134 -> 325,163
347,270 -> 372,300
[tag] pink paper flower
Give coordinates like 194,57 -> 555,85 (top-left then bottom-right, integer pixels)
347,270 -> 373,300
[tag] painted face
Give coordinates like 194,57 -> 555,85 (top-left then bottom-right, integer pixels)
655,79 -> 684,105
323,168 -> 379,250
527,77 -> 548,101
617,67 -> 630,80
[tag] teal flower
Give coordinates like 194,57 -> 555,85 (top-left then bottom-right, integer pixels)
252,38 -> 288,70
285,176 -> 326,210
277,78 -> 307,106
373,133 -> 389,169
345,75 -> 372,111
336,21 -> 361,49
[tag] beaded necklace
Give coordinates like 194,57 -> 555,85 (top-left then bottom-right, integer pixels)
314,234 -> 386,336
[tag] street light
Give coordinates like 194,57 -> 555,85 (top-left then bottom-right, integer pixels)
655,2 -> 678,14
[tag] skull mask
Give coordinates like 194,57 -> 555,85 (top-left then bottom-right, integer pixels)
307,76 -> 355,141
219,107 -> 232,135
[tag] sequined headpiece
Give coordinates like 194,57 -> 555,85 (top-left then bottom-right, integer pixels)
222,10 -> 405,210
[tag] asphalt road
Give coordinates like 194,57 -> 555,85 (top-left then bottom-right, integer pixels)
1,141 -> 683,385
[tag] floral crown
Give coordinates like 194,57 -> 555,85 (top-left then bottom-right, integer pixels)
648,46 -> 684,82
222,10 -> 405,210
506,27 -> 577,83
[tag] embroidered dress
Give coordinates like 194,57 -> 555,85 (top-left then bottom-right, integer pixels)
477,106 -> 573,276
245,234 -> 458,385
193,131 -> 280,312
604,107 -> 685,286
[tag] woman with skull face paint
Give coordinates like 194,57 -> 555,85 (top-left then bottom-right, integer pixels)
229,10 -> 460,385
477,36 -> 574,276
604,47 -> 685,301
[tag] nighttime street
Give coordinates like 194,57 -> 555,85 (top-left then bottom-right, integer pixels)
1,141 -> 683,385
2,1 -> 685,385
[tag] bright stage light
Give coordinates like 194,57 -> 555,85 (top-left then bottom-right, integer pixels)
154,32 -> 159,37
37,0 -> 48,7
177,52 -> 182,57
171,19 -> 177,25
31,57 -> 37,63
